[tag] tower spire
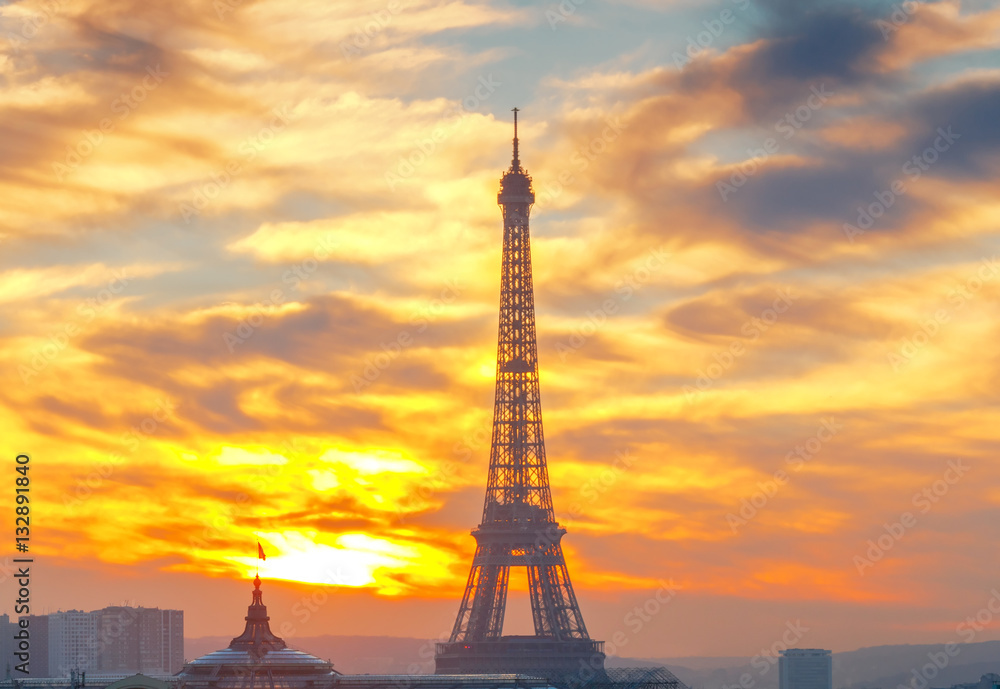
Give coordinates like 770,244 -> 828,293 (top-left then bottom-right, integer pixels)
511,107 -> 520,170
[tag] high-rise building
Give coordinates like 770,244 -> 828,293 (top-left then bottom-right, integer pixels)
779,649 -> 832,689
49,610 -> 99,677
96,607 -> 184,675
18,606 -> 182,677
0,614 -> 19,678
154,609 -> 184,675
18,614 -> 49,677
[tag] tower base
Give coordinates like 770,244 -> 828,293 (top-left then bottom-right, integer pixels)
434,636 -> 605,678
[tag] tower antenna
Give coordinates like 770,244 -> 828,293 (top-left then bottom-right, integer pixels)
511,107 -> 520,170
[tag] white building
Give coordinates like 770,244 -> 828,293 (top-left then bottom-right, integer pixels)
779,649 -> 832,689
49,611 -> 99,677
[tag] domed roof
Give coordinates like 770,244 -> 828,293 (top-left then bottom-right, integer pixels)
177,575 -> 337,689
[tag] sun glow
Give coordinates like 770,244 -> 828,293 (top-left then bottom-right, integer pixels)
241,531 -> 458,595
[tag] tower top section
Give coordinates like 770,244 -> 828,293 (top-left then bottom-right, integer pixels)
498,108 -> 534,206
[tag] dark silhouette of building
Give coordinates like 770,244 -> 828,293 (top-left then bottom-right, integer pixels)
176,575 -> 336,689
18,614 -> 49,678
779,649 -> 832,689
939,674 -> 1000,689
434,110 -> 604,676
0,614 -> 19,678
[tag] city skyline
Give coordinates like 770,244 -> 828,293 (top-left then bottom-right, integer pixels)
3,0 -> 1000,660
1,606 -> 183,677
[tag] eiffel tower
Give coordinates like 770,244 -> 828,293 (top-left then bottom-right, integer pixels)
435,110 -> 605,676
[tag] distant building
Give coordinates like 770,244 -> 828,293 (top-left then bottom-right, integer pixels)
0,614 -> 18,677
49,610 -> 99,677
938,673 -> 1000,689
19,614 -> 50,678
779,649 -> 832,689
96,607 -> 183,675
17,607 -> 182,677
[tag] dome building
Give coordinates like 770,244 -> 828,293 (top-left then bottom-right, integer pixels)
176,575 -> 337,689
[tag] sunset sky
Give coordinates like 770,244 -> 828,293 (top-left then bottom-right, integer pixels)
3,0 -> 1000,660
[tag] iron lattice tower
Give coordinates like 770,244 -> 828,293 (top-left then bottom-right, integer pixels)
435,110 -> 605,676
